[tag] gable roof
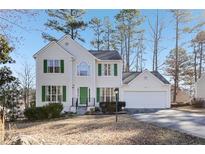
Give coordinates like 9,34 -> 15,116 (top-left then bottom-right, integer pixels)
89,50 -> 122,60
123,71 -> 170,84
33,41 -> 74,59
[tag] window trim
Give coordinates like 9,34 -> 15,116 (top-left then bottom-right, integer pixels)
100,63 -> 115,77
77,61 -> 90,76
46,59 -> 62,73
100,88 -> 115,102
45,85 -> 63,102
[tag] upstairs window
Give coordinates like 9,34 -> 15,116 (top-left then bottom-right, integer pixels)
103,64 -> 111,76
98,63 -> 117,76
77,62 -> 90,76
44,59 -> 64,73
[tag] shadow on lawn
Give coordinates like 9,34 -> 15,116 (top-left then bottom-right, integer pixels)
13,115 -> 115,130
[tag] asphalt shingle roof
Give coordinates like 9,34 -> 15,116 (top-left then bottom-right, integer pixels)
89,50 -> 122,60
122,71 -> 170,84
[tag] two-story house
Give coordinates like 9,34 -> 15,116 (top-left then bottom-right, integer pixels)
33,35 -> 171,113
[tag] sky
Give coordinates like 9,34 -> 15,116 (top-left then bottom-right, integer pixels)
2,9 -> 205,82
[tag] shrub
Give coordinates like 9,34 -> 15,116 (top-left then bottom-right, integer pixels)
45,103 -> 63,118
24,103 -> 63,120
99,101 -> 126,113
191,98 -> 205,108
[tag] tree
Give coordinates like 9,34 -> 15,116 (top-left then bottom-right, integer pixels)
148,10 -> 164,71
0,10 -> 37,46
111,25 -> 126,71
0,66 -> 17,122
193,31 -> 205,79
43,9 -> 87,42
102,17 -> 114,50
115,9 -> 145,72
135,33 -> 146,72
89,17 -> 104,51
0,35 -> 14,64
165,47 -> 193,99
169,10 -> 192,103
1,79 -> 21,121
18,63 -> 35,109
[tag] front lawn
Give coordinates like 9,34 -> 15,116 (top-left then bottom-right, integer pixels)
3,114 -> 205,144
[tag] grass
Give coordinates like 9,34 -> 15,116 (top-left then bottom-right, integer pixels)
3,114 -> 205,145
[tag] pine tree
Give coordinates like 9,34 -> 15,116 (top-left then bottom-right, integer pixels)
170,10 -> 192,103
115,9 -> 145,72
165,47 -> 193,96
43,9 -> 87,42
89,17 -> 104,51
102,17 -> 114,50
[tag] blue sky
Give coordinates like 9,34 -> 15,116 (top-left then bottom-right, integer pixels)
4,9 -> 205,82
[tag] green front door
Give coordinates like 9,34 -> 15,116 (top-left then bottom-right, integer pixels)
80,87 -> 88,104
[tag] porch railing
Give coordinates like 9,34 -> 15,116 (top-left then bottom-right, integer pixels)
72,97 -> 96,107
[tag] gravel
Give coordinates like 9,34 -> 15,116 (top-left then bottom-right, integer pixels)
2,114 -> 205,145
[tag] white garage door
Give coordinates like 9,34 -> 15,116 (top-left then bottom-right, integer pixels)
124,91 -> 167,108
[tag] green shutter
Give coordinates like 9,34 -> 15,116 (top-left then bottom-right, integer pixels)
96,88 -> 100,102
63,86 -> 66,102
43,60 -> 47,73
98,64 -> 102,76
42,86 -> 46,102
61,60 -> 64,73
114,64 -> 118,76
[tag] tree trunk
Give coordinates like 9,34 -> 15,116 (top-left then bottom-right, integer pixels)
70,9 -> 74,40
194,44 -> 197,82
173,16 -> 179,103
154,10 -> 159,71
199,42 -> 203,78
107,28 -> 110,50
127,26 -> 131,72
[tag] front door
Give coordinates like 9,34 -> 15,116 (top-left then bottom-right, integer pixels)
80,87 -> 88,105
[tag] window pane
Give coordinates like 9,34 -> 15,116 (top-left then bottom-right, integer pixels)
52,95 -> 56,102
77,62 -> 90,76
104,64 -> 107,76
54,60 -> 60,73
52,86 -> 56,95
108,64 -> 111,76
58,95 -> 62,102
48,86 -> 51,94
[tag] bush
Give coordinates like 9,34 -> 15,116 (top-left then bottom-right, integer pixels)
24,103 -> 63,120
45,103 -> 63,118
99,101 -> 126,113
191,98 -> 205,108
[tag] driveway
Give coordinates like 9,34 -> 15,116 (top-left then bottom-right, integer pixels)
132,109 -> 205,139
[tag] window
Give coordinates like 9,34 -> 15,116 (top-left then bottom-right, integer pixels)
102,64 -> 112,76
47,60 -> 61,73
100,88 -> 115,102
77,62 -> 90,76
45,86 -> 62,102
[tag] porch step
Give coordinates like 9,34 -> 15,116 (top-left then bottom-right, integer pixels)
76,107 -> 87,115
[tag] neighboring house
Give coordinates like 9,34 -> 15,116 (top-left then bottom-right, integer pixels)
33,35 -> 171,112
195,73 -> 205,99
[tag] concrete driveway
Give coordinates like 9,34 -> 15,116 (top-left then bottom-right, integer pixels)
132,109 -> 205,139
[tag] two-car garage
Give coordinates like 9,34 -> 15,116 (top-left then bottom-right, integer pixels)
122,70 -> 171,110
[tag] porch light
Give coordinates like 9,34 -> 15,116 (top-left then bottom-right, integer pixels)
114,88 -> 119,122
